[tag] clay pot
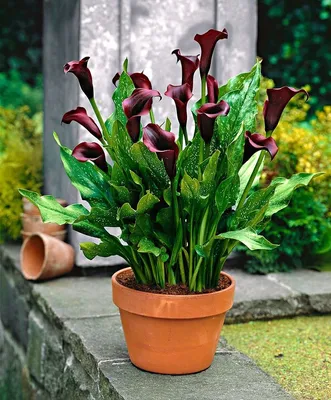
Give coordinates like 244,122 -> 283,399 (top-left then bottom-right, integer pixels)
21,213 -> 65,236
112,267 -> 235,375
21,230 -> 67,242
20,233 -> 75,281
23,197 -> 67,216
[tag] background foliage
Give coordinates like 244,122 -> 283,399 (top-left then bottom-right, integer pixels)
258,0 -> 331,112
0,107 -> 42,241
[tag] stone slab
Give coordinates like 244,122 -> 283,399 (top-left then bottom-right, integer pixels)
269,269 -> 331,313
32,276 -> 119,320
224,268 -> 311,322
99,351 -> 293,400
63,315 -> 127,380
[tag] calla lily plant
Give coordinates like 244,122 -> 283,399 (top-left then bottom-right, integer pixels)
20,29 -> 319,291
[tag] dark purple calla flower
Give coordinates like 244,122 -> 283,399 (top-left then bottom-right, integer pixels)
72,142 -> 108,172
126,116 -> 141,143
197,101 -> 230,143
172,49 -> 199,89
194,29 -> 228,78
62,107 -> 102,140
164,83 -> 193,127
243,131 -> 278,163
263,86 -> 309,132
122,88 -> 161,118
207,75 -> 218,103
112,72 -> 152,89
143,124 -> 179,178
64,57 -> 94,99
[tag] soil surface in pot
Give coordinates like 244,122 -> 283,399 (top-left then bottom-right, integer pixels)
116,269 -> 231,295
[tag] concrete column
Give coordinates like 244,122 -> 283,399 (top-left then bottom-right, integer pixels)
43,0 -> 257,267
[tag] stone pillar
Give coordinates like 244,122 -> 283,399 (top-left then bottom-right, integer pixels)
43,0 -> 257,267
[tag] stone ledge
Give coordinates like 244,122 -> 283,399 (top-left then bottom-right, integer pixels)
4,244 -> 330,398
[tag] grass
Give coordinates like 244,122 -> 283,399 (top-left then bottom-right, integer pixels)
222,315 -> 331,400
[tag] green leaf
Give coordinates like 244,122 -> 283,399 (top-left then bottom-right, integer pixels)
129,214 -> 153,244
200,150 -> 221,197
216,227 -> 279,251
195,244 -> 207,258
130,170 -> 144,194
110,120 -> 136,172
137,191 -> 160,214
226,124 -> 245,176
265,173 -> 323,218
80,235 -> 129,260
138,237 -> 161,257
104,113 -> 116,144
117,203 -> 136,221
237,152 -> 263,205
181,134 -> 201,179
156,207 -> 173,231
111,184 -> 131,204
130,142 -> 170,196
217,61 -> 261,147
215,175 -> 240,215
180,173 -> 200,213
112,71 -> 135,127
59,146 -> 113,208
230,185 -> 278,229
165,117 -> 172,132
18,190 -> 89,225
111,162 -> 126,186
75,206 -> 119,230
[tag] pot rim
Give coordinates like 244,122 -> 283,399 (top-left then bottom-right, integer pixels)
112,267 -> 235,299
112,267 -> 235,319
20,232 -> 50,280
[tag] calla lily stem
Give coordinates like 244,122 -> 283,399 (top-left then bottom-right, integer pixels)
89,98 -> 108,144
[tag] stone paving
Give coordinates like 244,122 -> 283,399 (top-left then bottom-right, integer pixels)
1,243 -> 331,399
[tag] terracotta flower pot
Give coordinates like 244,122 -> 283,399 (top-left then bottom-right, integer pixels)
21,230 -> 67,242
112,267 -> 235,375
21,213 -> 65,235
20,233 -> 75,281
23,197 -> 67,216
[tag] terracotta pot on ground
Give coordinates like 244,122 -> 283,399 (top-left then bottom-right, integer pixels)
21,230 -> 67,242
20,233 -> 75,281
21,213 -> 64,235
112,267 -> 235,375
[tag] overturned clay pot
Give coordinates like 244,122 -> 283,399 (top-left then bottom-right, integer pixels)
20,233 -> 75,281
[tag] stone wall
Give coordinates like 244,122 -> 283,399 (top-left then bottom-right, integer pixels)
1,244 -> 303,400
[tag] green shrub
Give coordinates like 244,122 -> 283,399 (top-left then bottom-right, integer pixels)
242,189 -> 331,273
0,106 -> 42,241
0,71 -> 43,115
258,0 -> 331,113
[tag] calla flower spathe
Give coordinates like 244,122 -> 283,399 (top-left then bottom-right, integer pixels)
112,72 -> 152,89
197,100 -> 230,143
243,131 -> 278,163
194,29 -> 228,78
123,88 -> 161,119
123,88 -> 161,142
206,75 -> 219,103
263,86 -> 309,132
64,57 -> 94,99
172,49 -> 199,89
62,107 -> 102,140
164,83 -> 193,127
143,124 -> 179,178
72,142 -> 108,172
